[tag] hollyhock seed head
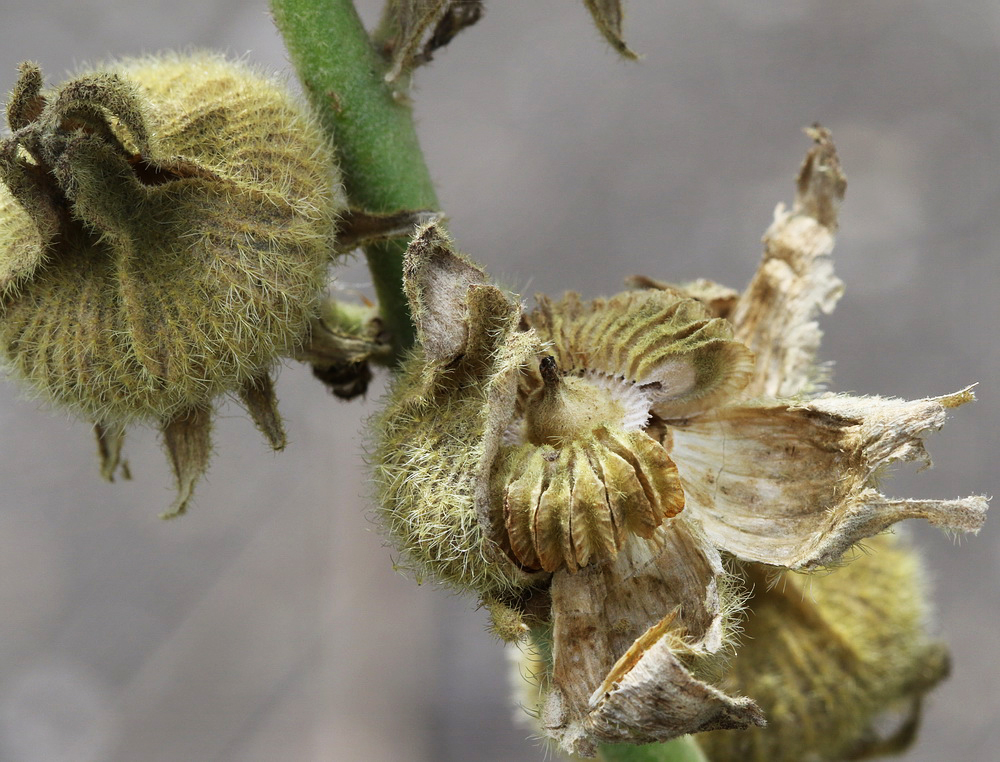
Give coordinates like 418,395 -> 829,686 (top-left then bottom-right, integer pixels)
0,52 -> 344,514
493,288 -> 755,574
371,129 -> 988,758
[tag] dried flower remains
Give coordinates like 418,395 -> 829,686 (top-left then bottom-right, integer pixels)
371,128 -> 988,758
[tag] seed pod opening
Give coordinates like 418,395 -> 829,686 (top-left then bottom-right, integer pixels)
491,288 -> 754,574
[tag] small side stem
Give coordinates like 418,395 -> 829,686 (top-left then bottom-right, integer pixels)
271,0 -> 439,360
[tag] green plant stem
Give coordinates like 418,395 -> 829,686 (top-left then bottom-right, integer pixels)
271,7 -> 709,761
598,737 -> 709,762
271,0 -> 439,360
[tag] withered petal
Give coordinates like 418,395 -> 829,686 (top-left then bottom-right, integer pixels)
669,389 -> 988,569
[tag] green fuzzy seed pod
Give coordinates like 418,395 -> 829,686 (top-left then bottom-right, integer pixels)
699,533 -> 949,762
371,224 -> 541,597
0,52 -> 344,424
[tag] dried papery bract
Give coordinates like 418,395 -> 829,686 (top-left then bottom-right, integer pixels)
378,0 -> 484,82
0,53 -> 345,515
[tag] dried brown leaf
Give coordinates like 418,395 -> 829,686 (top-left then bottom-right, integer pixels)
381,0 -> 484,82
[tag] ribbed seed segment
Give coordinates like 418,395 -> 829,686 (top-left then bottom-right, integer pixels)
525,290 -> 754,417
569,442 -> 617,569
595,426 -> 684,534
593,439 -> 657,538
534,449 -> 574,573
503,447 -> 548,570
496,429 -> 682,574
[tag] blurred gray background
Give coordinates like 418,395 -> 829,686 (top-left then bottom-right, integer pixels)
0,1 -> 997,760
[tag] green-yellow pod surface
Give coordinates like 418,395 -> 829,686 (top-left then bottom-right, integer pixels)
699,533 -> 949,762
0,52 -> 344,515
371,225 -> 542,597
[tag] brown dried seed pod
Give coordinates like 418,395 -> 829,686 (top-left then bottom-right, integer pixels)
0,52 -> 344,514
491,287 -> 752,574
498,428 -> 684,573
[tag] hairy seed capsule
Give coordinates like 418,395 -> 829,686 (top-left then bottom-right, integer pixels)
0,52 -> 344,514
700,534 -> 950,762
372,225 -> 542,596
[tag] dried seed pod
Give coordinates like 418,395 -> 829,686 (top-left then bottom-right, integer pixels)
492,288 -> 754,574
0,52 -> 344,514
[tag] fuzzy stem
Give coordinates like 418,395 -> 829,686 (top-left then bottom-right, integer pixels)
270,0 -> 439,360
598,737 -> 709,762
